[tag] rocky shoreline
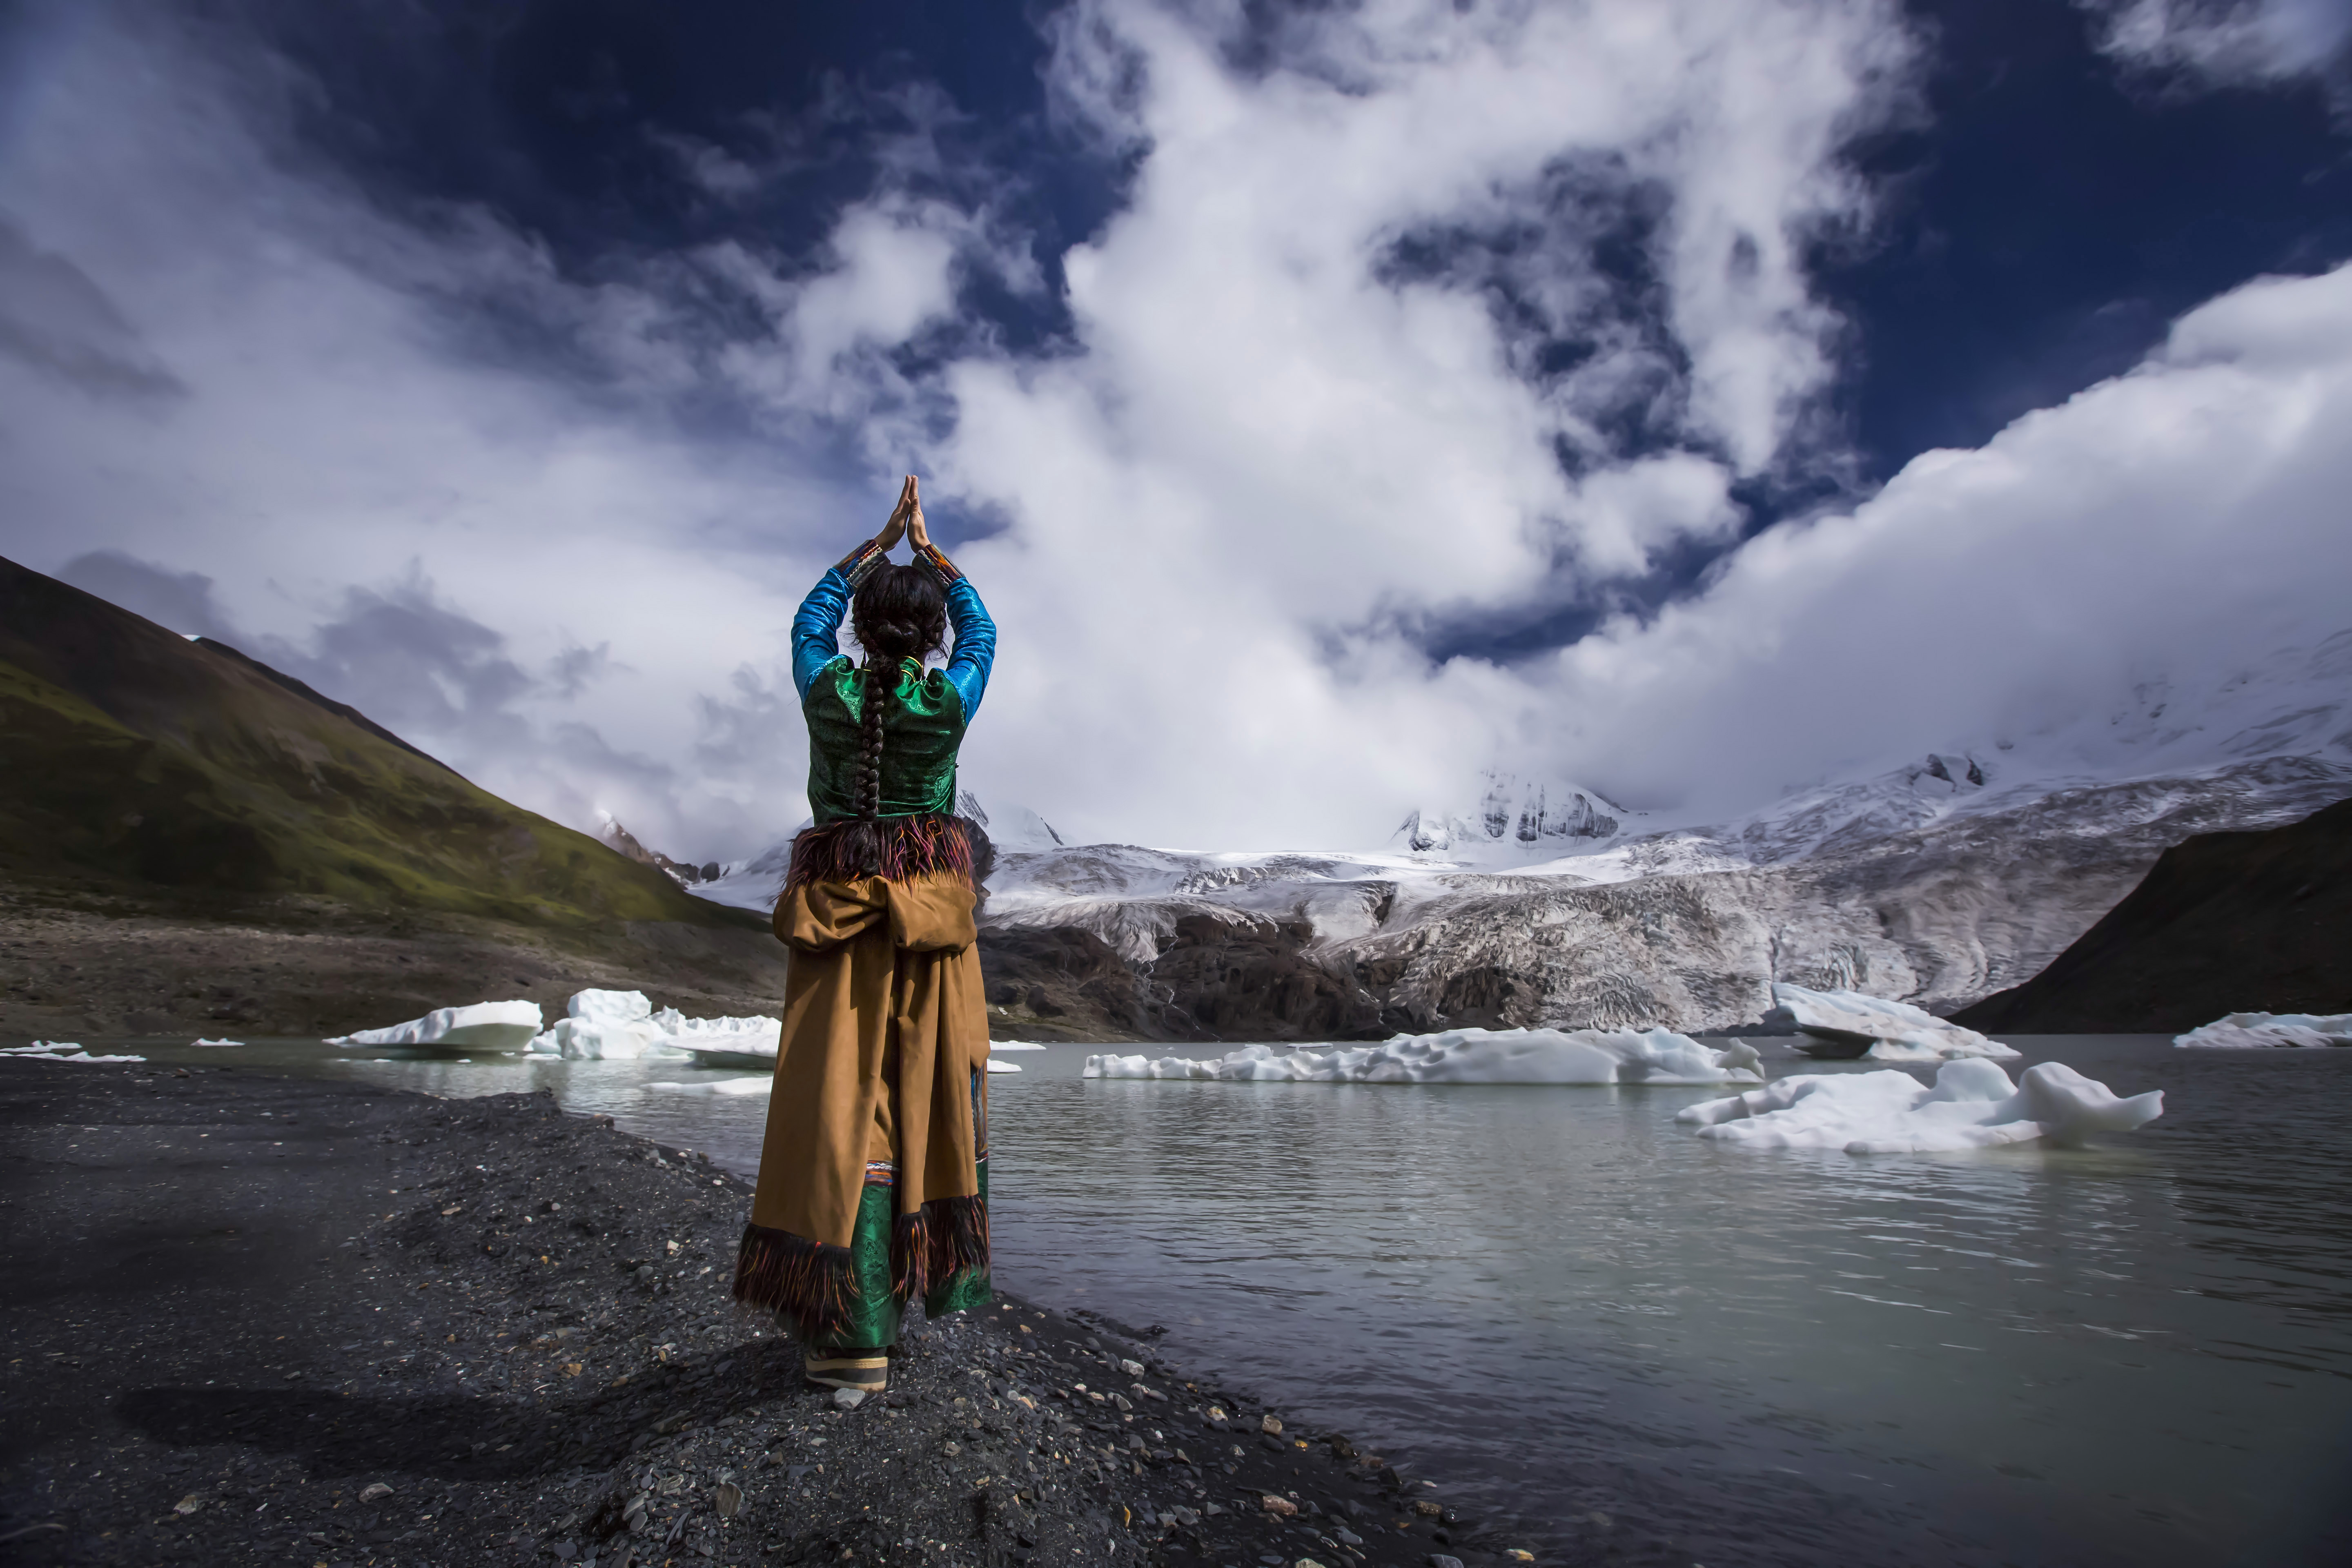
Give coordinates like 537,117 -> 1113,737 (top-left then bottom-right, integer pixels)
0,1061 -> 1526,1568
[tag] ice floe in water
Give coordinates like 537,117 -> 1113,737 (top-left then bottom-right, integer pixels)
1,1042 -> 145,1064
1676,1058 -> 2162,1153
192,1038 -> 243,1047
648,1076 -> 773,1097
989,1041 -> 1049,1051
525,989 -> 780,1063
1084,1027 -> 1763,1085
2174,1011 -> 2352,1049
326,1000 -> 543,1052
1766,982 -> 2018,1061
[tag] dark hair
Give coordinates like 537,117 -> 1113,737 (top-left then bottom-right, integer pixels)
847,565 -> 949,830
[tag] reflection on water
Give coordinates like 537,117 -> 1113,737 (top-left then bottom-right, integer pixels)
35,1033 -> 2352,1567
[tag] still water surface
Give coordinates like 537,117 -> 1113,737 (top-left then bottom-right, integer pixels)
37,1033 -> 2352,1566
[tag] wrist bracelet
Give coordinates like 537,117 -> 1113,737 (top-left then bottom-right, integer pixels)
914,542 -> 964,584
836,538 -> 886,588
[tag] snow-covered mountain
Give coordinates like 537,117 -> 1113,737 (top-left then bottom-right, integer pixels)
1392,771 -> 1626,858
689,627 -> 2352,1039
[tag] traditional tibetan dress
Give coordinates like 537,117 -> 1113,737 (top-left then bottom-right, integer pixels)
732,539 -> 998,1359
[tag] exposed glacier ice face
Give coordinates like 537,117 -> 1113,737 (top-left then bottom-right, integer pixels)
2175,1011 -> 2352,1048
1676,1059 -> 2163,1153
524,989 -> 780,1062
1084,1027 -> 1762,1085
326,1000 -> 543,1051
1766,983 -> 2018,1061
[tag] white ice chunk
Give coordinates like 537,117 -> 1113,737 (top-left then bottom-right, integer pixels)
0,1041 -> 145,1063
1766,982 -> 2018,1060
325,1000 -> 543,1051
1084,1027 -> 1763,1085
986,1059 -> 1022,1074
989,1041 -> 1049,1051
646,1077 -> 773,1097
2174,1011 -> 2352,1049
191,1038 -> 243,1047
524,990 -> 781,1062
1677,1058 -> 2163,1153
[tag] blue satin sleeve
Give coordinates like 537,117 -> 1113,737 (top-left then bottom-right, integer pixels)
942,578 -> 995,721
791,568 -> 851,701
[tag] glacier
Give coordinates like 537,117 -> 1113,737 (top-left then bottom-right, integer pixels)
327,1000 -> 543,1051
1765,982 -> 2018,1061
2174,1011 -> 2352,1049
682,627 -> 2352,1042
1675,1058 -> 2163,1153
1084,1027 -> 1762,1085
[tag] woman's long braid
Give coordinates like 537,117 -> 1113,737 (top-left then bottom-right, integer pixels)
852,657 -> 890,872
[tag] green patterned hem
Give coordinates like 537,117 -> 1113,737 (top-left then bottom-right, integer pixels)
802,1158 -> 990,1353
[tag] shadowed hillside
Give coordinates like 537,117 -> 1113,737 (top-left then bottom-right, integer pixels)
0,555 -> 785,1038
1953,795 -> 2352,1034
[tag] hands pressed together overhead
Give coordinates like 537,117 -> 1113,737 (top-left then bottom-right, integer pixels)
872,474 -> 930,554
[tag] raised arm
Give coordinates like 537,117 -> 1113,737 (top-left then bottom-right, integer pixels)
791,479 -> 917,700
918,544 -> 995,721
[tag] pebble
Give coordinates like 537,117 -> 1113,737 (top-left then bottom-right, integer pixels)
714,1481 -> 742,1520
1120,1359 -> 1144,1375
1428,1557 -> 1464,1568
1261,1414 -> 1284,1435
1260,1495 -> 1298,1518
832,1387 -> 868,1410
171,1494 -> 203,1516
1414,1499 -> 1443,1518
359,1482 -> 395,1503
1334,1527 -> 1364,1546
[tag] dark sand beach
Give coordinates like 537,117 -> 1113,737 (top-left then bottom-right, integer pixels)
0,1060 -> 1498,1568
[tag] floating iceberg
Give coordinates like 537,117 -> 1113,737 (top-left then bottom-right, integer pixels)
648,1076 -> 773,1098
650,1007 -> 781,1068
2174,1011 -> 2352,1049
989,1041 -> 1049,1051
524,988 -> 673,1059
325,1000 -> 543,1052
1766,983 -> 2017,1061
192,1038 -> 243,1047
986,1059 -> 1022,1073
1084,1027 -> 1763,1085
525,990 -> 779,1065
524,989 -> 780,1064
1676,1058 -> 2162,1153
1,1042 -> 145,1064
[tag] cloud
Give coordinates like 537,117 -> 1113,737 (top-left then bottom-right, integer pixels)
4,0 -> 2345,865
2082,0 -> 2352,91
1530,261 -> 2352,815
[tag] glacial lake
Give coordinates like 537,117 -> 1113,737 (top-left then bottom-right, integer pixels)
20,1032 -> 2351,1566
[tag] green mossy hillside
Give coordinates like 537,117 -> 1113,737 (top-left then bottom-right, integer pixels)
0,555 -> 760,931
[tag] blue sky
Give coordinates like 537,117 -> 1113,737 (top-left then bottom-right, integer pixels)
3,0 -> 2349,854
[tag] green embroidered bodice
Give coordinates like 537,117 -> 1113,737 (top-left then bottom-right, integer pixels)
803,655 -> 967,822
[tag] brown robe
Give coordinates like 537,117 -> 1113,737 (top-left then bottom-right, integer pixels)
732,870 -> 991,1334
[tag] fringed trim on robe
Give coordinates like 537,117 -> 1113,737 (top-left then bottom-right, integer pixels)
733,1222 -> 860,1340
888,1194 -> 991,1304
786,812 -> 975,892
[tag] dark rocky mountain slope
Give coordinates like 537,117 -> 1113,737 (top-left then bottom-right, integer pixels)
1953,794 -> 2352,1034
0,555 -> 784,1038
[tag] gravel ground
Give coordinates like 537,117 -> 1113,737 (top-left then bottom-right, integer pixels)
0,1061 -> 1533,1568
